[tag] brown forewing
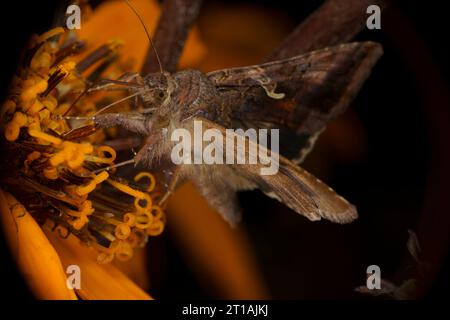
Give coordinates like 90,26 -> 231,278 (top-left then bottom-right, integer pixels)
207,41 -> 383,162
199,118 -> 357,224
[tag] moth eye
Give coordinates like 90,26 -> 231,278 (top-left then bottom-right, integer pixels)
158,91 -> 166,99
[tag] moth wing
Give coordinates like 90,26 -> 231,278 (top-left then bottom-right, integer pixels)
207,41 -> 383,163
200,119 -> 357,224
187,166 -> 243,226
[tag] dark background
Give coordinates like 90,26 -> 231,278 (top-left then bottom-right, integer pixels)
0,0 -> 449,300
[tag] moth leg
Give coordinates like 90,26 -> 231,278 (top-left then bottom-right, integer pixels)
93,112 -> 148,134
187,167 -> 242,227
157,166 -> 182,206
129,127 -> 168,172
136,152 -> 183,206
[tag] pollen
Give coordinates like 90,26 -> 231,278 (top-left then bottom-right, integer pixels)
1,28 -> 165,263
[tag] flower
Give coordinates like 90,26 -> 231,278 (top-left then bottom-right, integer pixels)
1,20 -> 166,255
0,0 -> 171,300
1,0 -> 271,300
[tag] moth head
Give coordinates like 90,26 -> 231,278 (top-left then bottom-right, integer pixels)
141,72 -> 175,113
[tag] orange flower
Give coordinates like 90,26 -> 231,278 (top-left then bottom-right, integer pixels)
1,0 -> 272,300
0,0 -> 175,300
0,189 -> 149,299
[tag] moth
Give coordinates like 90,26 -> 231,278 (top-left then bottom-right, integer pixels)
67,7 -> 383,226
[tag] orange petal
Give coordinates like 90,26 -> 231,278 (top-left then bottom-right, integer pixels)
77,0 -> 160,72
167,182 -> 269,299
197,3 -> 293,71
179,27 -> 208,70
0,188 -> 77,300
113,248 -> 149,291
45,231 -> 152,300
77,0 -> 206,72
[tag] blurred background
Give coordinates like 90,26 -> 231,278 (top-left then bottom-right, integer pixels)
0,0 -> 449,299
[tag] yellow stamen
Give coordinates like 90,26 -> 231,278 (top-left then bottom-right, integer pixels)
115,241 -> 133,261
49,141 -> 93,168
38,109 -> 51,123
134,193 -> 152,212
71,215 -> 89,230
151,205 -> 163,220
4,123 -> 20,141
147,219 -> 164,236
12,112 -> 28,127
134,172 -> 156,192
37,27 -> 65,43
26,99 -> 44,115
26,151 -> 41,163
42,95 -> 57,111
75,171 -> 109,196
1,99 -> 16,117
29,129 -> 62,145
4,112 -> 28,141
106,179 -> 147,200
43,167 -> 59,180
31,51 -> 52,70
20,80 -> 48,103
97,252 -> 115,264
115,223 -> 131,240
135,211 -> 153,229
97,145 -> 117,163
123,213 -> 136,226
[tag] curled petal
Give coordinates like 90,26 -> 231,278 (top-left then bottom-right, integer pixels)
0,189 -> 77,300
45,231 -> 152,300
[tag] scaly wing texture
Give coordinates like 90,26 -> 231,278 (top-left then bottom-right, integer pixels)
208,42 -> 383,162
199,118 -> 357,224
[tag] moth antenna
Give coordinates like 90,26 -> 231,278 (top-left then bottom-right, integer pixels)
56,115 -> 95,121
94,91 -> 141,116
83,159 -> 136,176
124,0 -> 163,73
